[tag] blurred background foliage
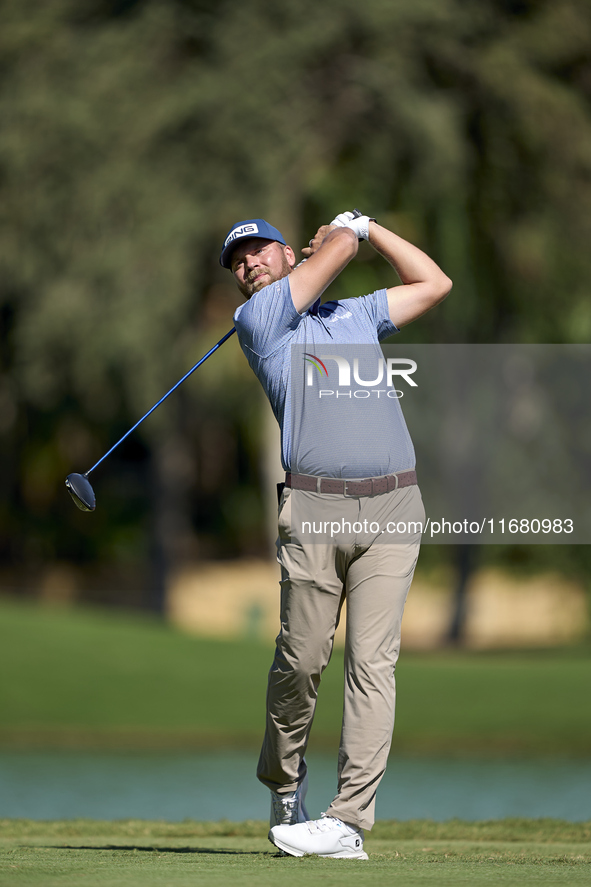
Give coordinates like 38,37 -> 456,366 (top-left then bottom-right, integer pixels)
1,0 -> 590,612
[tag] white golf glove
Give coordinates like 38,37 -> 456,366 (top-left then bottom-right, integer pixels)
330,210 -> 374,241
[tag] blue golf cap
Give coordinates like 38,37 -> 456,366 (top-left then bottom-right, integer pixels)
219,218 -> 286,269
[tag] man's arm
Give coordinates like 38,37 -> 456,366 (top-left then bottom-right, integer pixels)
367,222 -> 452,328
288,226 -> 358,314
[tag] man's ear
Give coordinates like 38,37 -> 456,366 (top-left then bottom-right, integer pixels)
284,245 -> 297,268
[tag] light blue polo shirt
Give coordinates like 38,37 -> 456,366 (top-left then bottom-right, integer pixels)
234,275 -> 415,477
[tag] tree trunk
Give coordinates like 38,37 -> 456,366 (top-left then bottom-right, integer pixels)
148,429 -> 196,613
447,544 -> 478,645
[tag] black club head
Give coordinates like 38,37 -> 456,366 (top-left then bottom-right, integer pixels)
65,473 -> 96,512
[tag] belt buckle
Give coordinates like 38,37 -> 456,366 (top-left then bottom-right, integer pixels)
344,478 -> 370,498
343,479 -> 356,498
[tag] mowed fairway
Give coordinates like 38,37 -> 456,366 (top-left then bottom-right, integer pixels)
0,597 -> 590,754
1,819 -> 590,887
1,599 -> 591,884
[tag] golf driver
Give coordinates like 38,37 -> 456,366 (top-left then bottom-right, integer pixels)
65,327 -> 236,511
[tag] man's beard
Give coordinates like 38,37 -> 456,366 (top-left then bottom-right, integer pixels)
240,253 -> 293,298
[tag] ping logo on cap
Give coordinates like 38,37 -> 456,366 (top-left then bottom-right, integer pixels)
225,223 -> 259,247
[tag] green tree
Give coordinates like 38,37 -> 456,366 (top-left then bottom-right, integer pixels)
1,0 -> 589,610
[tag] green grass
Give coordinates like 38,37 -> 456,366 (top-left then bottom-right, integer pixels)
0,597 -> 590,754
1,819 -> 590,886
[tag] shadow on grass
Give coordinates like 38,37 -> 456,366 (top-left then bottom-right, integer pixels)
39,844 -> 274,856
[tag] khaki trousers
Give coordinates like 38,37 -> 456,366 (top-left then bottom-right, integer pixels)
257,483 -> 424,831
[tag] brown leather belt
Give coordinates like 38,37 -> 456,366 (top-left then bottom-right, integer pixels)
285,470 -> 417,497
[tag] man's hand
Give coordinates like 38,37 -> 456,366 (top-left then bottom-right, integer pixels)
330,210 -> 373,241
301,224 -> 337,259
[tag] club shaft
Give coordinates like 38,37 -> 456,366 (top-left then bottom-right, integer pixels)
86,327 -> 237,477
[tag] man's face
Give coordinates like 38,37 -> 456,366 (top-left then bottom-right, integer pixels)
230,238 -> 296,298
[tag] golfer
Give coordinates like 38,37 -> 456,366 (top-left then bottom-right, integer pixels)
220,211 -> 451,859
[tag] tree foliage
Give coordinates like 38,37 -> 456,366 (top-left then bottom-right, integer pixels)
1,0 -> 590,601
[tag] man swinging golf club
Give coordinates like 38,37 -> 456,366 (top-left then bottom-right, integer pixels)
220,210 -> 451,859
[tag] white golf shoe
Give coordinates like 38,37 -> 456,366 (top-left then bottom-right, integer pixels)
269,813 -> 368,859
269,771 -> 310,827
